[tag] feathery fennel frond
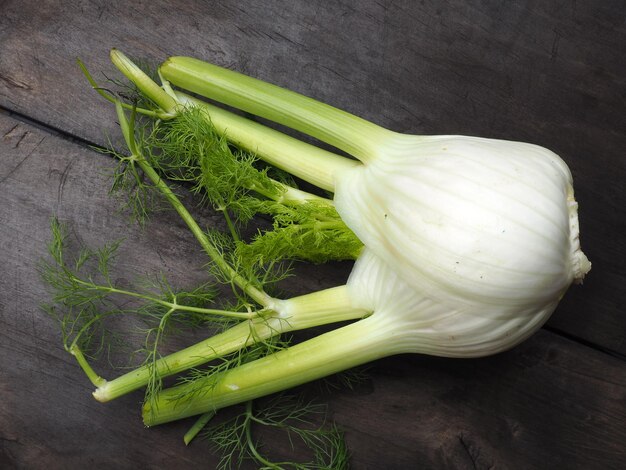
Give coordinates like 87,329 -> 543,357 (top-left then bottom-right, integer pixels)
41,218 -> 251,389
204,396 -> 348,470
147,106 -> 363,266
93,139 -> 162,225
148,106 -> 286,221
241,200 -> 363,266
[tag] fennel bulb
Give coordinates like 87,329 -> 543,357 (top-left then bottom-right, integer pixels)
335,134 -> 591,313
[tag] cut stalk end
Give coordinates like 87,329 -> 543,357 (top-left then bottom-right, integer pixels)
110,49 -> 179,115
92,383 -> 110,402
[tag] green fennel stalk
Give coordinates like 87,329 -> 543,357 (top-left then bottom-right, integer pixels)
159,55 -> 393,164
50,57 -> 368,399
93,285 -> 365,402
144,314 -> 390,425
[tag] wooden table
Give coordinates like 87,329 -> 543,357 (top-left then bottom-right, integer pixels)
1,1 -> 624,468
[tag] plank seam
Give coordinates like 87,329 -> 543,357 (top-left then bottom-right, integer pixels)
0,104 -> 101,150
544,326 -> 626,362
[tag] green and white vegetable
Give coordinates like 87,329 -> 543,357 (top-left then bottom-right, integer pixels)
46,50 -> 590,466
139,54 -> 590,423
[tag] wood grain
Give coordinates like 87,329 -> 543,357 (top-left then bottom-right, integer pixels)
0,0 -> 624,468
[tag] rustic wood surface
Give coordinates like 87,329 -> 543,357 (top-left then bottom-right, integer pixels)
1,1 -> 625,468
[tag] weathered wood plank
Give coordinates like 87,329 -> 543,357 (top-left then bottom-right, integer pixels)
1,106 -> 625,468
0,0 -> 624,354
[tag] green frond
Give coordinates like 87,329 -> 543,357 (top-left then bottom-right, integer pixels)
41,219 -> 253,396
93,144 -> 162,225
202,394 -> 349,470
239,200 -> 363,266
148,106 -> 285,223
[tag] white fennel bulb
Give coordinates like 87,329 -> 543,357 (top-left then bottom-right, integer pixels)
336,134 -> 591,324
